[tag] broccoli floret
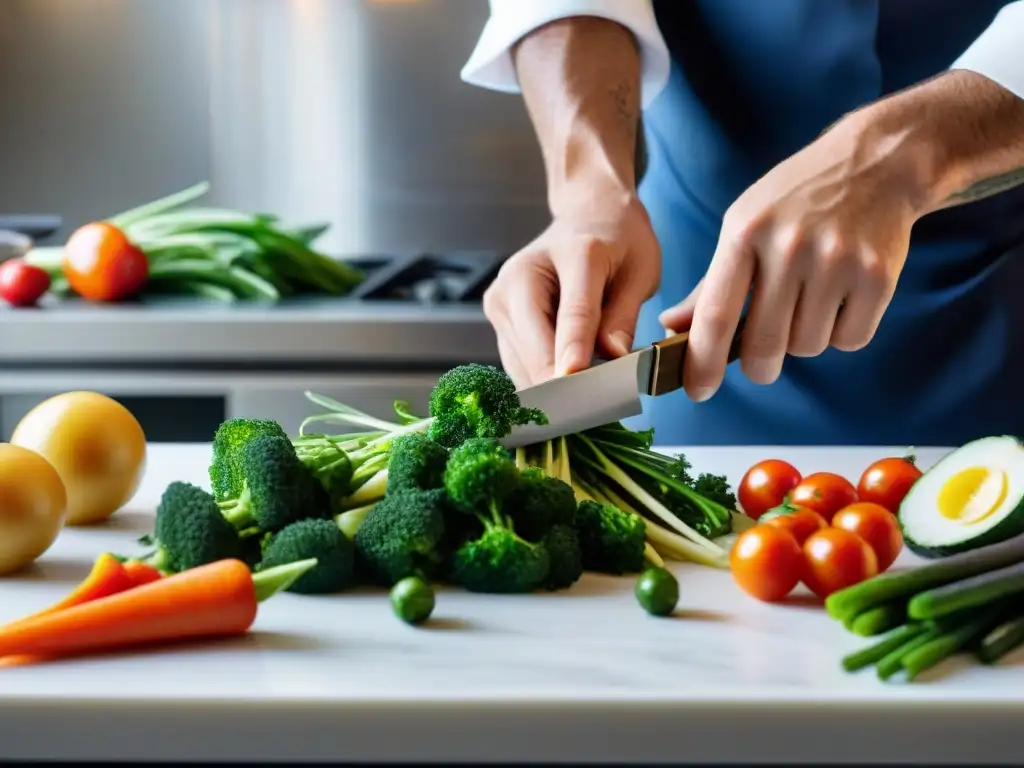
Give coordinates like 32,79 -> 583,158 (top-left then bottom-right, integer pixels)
451,526 -> 550,594
574,500 -> 646,575
259,518 -> 355,594
692,472 -> 738,510
353,489 -> 448,586
426,363 -> 547,449
217,435 -> 330,533
506,467 -> 577,541
541,524 -> 583,590
143,482 -> 244,572
387,433 -> 448,494
292,439 -> 354,509
210,418 -> 289,500
443,438 -> 520,514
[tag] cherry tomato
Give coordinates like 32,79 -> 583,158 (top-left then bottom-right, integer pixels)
0,259 -> 51,307
730,524 -> 804,602
801,527 -> 878,599
857,456 -> 923,515
831,501 -> 904,572
789,472 -> 858,522
62,222 -> 149,302
763,506 -> 829,546
738,459 -> 802,520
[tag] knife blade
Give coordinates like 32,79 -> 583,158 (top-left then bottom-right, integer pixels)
500,317 -> 746,449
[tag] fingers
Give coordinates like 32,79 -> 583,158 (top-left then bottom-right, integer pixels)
683,236 -> 756,401
483,257 -> 557,388
658,278 -> 703,334
598,257 -> 659,358
787,233 -> 852,357
553,243 -> 609,375
830,251 -> 897,351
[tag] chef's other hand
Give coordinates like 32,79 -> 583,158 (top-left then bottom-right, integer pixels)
483,196 -> 661,388
659,107 -> 923,402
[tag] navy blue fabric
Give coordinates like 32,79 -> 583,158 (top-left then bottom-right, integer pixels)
630,0 -> 1024,446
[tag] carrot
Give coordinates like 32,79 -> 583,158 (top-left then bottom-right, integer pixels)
121,559 -> 164,587
16,553 -> 135,623
0,557 -> 316,661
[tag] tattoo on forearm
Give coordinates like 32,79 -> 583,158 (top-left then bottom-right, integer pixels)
946,167 -> 1024,205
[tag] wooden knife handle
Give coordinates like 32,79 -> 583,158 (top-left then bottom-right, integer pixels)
649,316 -> 747,395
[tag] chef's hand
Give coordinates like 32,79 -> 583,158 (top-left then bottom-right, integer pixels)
659,108 -> 922,402
483,194 -> 661,388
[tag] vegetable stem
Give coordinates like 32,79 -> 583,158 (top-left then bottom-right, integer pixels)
252,558 -> 318,602
841,623 -> 926,672
908,561 -> 1024,620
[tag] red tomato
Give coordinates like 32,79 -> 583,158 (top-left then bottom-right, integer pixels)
790,472 -> 858,522
0,259 -> 51,307
763,506 -> 829,546
831,502 -> 904,571
857,456 -> 923,515
738,459 -> 802,520
62,222 -> 149,302
730,524 -> 804,602
801,527 -> 878,599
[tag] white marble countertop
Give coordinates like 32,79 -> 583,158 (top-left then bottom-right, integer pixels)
0,442 -> 1021,763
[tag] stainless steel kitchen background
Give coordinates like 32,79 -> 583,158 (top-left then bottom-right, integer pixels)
0,0 -> 550,441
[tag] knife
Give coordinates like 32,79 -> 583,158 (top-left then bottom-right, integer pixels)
501,317 -> 747,449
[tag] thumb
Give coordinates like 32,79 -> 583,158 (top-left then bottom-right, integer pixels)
658,278 -> 704,333
553,254 -> 607,376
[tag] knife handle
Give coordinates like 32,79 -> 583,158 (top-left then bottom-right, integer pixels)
649,316 -> 747,395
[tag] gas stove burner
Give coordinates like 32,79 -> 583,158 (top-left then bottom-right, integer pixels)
345,250 -> 507,303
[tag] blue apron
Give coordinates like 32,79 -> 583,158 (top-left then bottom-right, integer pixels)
630,0 -> 1024,446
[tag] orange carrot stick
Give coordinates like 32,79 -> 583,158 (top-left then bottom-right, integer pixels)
0,557 -> 315,661
15,553 -> 135,624
121,559 -> 164,587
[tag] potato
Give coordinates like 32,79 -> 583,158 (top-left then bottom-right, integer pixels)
11,392 -> 147,525
0,443 -> 67,575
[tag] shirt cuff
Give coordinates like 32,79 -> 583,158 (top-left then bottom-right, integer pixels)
951,1 -> 1024,100
460,0 -> 672,109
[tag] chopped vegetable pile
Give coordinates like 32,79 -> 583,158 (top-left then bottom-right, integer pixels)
110,362 -> 739,624
14,181 -> 364,305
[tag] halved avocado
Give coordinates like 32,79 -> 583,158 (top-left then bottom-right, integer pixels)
898,435 -> 1024,558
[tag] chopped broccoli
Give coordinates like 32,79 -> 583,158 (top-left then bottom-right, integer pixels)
387,433 -> 448,494
292,439 -> 354,509
426,363 -> 547,449
574,500 -> 647,575
209,418 -> 289,500
259,518 -> 355,594
441,438 -> 551,593
443,438 -> 520,514
451,526 -> 550,594
693,472 -> 737,510
506,466 -> 577,541
217,435 -> 330,533
353,488 -> 448,586
142,482 -> 244,572
541,524 -> 583,590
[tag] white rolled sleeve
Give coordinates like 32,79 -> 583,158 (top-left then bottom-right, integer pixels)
952,1 -> 1024,100
460,0 -> 672,109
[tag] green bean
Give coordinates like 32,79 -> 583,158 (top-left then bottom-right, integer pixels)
976,614 -> 1024,664
841,623 -> 926,672
850,602 -> 907,637
908,561 -> 1024,620
108,181 -> 210,229
902,606 -> 1006,680
876,627 -> 941,681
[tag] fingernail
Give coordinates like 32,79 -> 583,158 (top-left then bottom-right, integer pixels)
608,331 -> 632,356
558,343 -> 586,376
690,386 -> 715,402
746,358 -> 779,384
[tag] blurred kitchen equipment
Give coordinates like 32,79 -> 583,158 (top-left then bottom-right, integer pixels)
0,0 -> 546,441
0,215 -> 61,263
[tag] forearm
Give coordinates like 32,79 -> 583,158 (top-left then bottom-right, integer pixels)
511,18 -> 642,217
850,70 -> 1024,215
